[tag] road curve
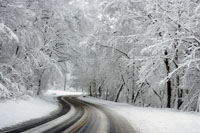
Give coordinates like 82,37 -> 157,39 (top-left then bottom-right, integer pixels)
0,96 -> 136,133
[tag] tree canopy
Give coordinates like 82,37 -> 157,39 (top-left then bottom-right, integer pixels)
1,0 -> 200,111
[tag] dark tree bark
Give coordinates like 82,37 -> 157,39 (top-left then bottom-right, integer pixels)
133,88 -> 141,103
153,90 -> 163,108
115,84 -> 124,102
105,88 -> 108,100
37,69 -> 45,95
98,85 -> 102,97
177,85 -> 183,109
89,83 -> 92,96
174,42 -> 183,109
115,75 -> 125,102
15,46 -> 19,55
131,70 -> 135,103
174,63 -> 182,109
164,50 -> 172,108
98,80 -> 104,98
176,10 -> 183,109
131,90 -> 134,102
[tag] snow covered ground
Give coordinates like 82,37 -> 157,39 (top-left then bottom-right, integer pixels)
0,89 -> 83,129
0,96 -> 58,129
44,89 -> 83,97
80,97 -> 200,133
1,90 -> 199,133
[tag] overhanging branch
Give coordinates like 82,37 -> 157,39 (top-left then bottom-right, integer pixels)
96,44 -> 130,59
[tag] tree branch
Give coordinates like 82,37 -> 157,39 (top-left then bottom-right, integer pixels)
96,44 -> 131,59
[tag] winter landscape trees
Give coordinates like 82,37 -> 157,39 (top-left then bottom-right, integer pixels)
0,0 -> 200,111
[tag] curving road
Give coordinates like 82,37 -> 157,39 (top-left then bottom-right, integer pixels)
0,96 -> 136,133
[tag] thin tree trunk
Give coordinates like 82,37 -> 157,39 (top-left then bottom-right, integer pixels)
37,79 -> 41,95
164,50 -> 172,108
63,63 -> 67,91
177,86 -> 183,109
131,66 -> 135,103
115,75 -> 125,102
98,85 -> 102,97
98,80 -> 104,98
37,69 -> 45,95
89,83 -> 92,96
177,74 -> 183,109
131,90 -> 134,103
133,89 -> 141,103
153,90 -> 163,108
115,84 -> 124,102
105,88 -> 108,100
176,11 -> 183,109
64,74 -> 67,91
15,46 -> 19,55
196,92 -> 200,112
174,43 -> 183,109
133,82 -> 145,103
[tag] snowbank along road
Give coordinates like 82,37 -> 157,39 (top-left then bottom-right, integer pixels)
0,96 -> 136,133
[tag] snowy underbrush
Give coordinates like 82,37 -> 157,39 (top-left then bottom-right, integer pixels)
80,96 -> 200,133
0,71 -> 37,101
0,94 -> 59,129
0,82 -> 30,101
0,82 -> 36,101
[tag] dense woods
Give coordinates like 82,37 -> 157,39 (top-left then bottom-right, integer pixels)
0,0 -> 200,111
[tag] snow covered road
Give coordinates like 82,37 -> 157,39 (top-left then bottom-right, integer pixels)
1,96 -> 136,133
80,97 -> 200,133
1,91 -> 200,133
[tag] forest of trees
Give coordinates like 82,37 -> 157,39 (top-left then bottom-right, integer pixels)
0,0 -> 200,111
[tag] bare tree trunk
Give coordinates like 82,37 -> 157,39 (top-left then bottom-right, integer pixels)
164,50 -> 172,108
98,80 -> 104,98
196,92 -> 200,112
133,88 -> 141,103
37,79 -> 41,95
115,84 -> 124,102
64,74 -> 67,91
177,88 -> 183,109
131,90 -> 135,103
153,90 -> 163,108
98,85 -> 102,98
131,72 -> 135,103
37,69 -> 45,95
177,75 -> 183,109
63,63 -> 67,91
89,83 -> 92,96
105,88 -> 108,100
126,88 -> 130,103
15,46 -> 19,56
173,40 -> 183,109
176,10 -> 183,109
93,80 -> 97,97
115,75 -> 125,102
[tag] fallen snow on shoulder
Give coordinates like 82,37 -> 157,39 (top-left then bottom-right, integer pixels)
80,97 -> 200,133
44,89 -> 83,97
0,97 -> 58,129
